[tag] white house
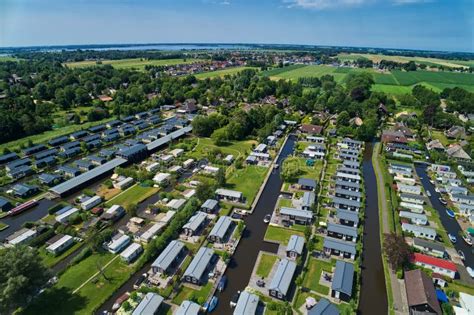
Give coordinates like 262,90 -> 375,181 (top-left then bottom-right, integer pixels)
46,235 -> 74,255
153,172 -> 171,185
397,183 -> 421,195
81,195 -> 102,211
120,242 -> 143,263
400,193 -> 424,205
56,207 -> 80,224
412,253 -> 456,279
399,211 -> 428,225
402,223 -> 436,240
108,234 -> 131,254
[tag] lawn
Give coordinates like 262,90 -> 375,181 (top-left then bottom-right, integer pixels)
256,253 -> 278,278
105,184 -> 159,208
266,65 -> 345,82
172,281 -> 213,305
264,225 -> 305,245
189,137 -> 256,160
65,58 -> 204,70
283,157 -> 324,184
303,258 -> 333,295
431,130 -> 452,146
39,242 -> 83,268
0,222 -> 8,231
194,66 -> 258,79
226,165 -> 268,206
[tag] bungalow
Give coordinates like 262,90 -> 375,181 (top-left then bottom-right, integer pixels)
183,211 -> 208,236
153,173 -> 171,185
12,183 -> 38,198
331,260 -> 354,302
331,197 -> 361,212
298,178 -> 317,191
336,209 -> 359,227
254,143 -> 267,153
399,211 -> 428,225
249,152 -> 271,161
340,148 -> 359,157
176,301 -> 201,315
445,125 -> 465,139
152,240 -> 186,275
87,155 -> 107,166
338,152 -> 359,162
120,242 -> 143,263
6,228 -> 37,246
88,124 -> 106,133
75,160 -> 95,172
303,148 -> 325,160
301,191 -> 316,211
203,165 -> 220,175
323,237 -> 356,260
447,144 -> 471,161
46,234 -> 74,255
337,166 -> 360,176
286,235 -> 305,259
341,138 -> 363,149
101,205 -> 126,222
400,193 -> 424,205
0,197 -> 12,212
23,144 -> 47,156
58,165 -> 81,178
397,183 -> 421,195
167,198 -> 187,211
223,155 -> 234,164
268,258 -> 297,300
0,152 -> 19,165
394,176 -> 416,186
400,202 -> 424,214
38,173 -> 62,186
307,136 -> 325,143
183,247 -> 215,285
381,130 -> 407,144
48,136 -> 69,147
266,135 -> 277,146
170,148 -> 184,157
215,188 -> 244,203
405,269 -> 442,315
55,207 -> 80,224
389,167 -> 412,178
402,223 -> 436,241
342,160 -> 360,169
81,196 -> 102,211
183,159 -> 195,169
308,298 -> 340,315
411,253 -> 456,279
451,194 -> 474,205
280,207 -> 313,225
437,170 -> 457,179
114,177 -> 134,190
107,234 -> 131,254
34,148 -> 58,160
327,223 -> 358,242
137,223 -> 165,243
431,164 -> 450,172
6,158 -> 31,172
335,179 -> 361,192
334,188 -> 361,201
300,124 -> 323,135
106,120 -> 121,128
234,291 -> 259,315
201,199 -> 219,213
336,172 -> 361,184
246,155 -> 257,165
208,216 -> 234,243
413,238 -> 445,258
132,293 -> 164,315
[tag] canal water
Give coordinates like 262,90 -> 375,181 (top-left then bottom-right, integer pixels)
357,143 -> 388,314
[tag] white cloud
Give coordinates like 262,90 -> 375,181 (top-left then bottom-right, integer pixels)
220,1 -> 231,4
284,0 -> 371,10
392,0 -> 433,5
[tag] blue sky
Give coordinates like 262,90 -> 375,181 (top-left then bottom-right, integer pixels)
0,0 -> 472,52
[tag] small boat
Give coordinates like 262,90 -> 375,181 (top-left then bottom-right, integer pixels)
446,209 -> 455,218
112,292 -> 130,311
439,197 -> 447,205
458,250 -> 466,261
263,214 -> 271,224
463,233 -> 473,246
230,292 -> 240,308
217,276 -> 227,292
448,233 -> 457,243
204,296 -> 218,313
426,191 -> 431,197
8,199 -> 38,216
274,164 -> 279,169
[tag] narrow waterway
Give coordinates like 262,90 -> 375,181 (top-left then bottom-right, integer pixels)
357,143 -> 388,314
213,135 -> 296,313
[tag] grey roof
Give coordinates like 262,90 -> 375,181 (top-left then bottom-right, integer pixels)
336,209 -> 359,224
132,293 -> 164,315
268,258 -> 297,295
209,216 -> 233,239
183,247 -> 214,280
34,148 -> 58,160
343,160 -> 360,168
340,148 -> 360,156
331,196 -> 361,208
216,188 -> 243,199
335,179 -> 360,189
234,291 -> 259,315
302,191 -> 316,208
327,223 -> 358,238
183,211 -> 207,232
308,298 -> 340,315
332,260 -> 354,296
338,166 -> 361,174
413,238 -> 445,253
335,188 -> 362,199
176,300 -> 201,315
152,240 -> 185,271
401,223 -> 436,236
452,194 -> 474,201
323,237 -> 356,255
50,157 -> 127,196
342,138 -> 363,146
399,211 -> 427,221
298,178 -> 317,188
400,193 -> 424,201
146,126 -> 192,151
286,235 -> 305,254
280,207 -> 313,219
202,199 -> 218,209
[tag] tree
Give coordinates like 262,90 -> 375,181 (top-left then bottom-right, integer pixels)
196,181 -> 214,202
383,232 -> 411,271
0,246 -> 51,313
280,157 -> 302,182
336,111 -> 350,127
211,127 -> 228,145
216,167 -> 226,187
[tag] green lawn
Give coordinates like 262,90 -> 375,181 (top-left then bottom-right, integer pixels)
0,222 -> 9,231
303,258 -> 332,295
189,137 -> 256,160
431,130 -> 452,146
264,225 -> 305,245
105,184 -> 159,208
172,281 -> 213,305
283,157 -> 324,184
65,58 -> 204,69
226,165 -> 268,206
39,242 -> 83,268
194,66 -> 258,79
256,253 -> 278,278
266,65 -> 346,82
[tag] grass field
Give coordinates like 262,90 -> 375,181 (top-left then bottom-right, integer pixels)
105,184 -> 159,208
189,137 -> 256,160
0,56 -> 19,62
303,258 -> 332,295
226,165 -> 268,205
194,66 -> 258,79
65,58 -> 204,70
264,225 -> 305,245
172,282 -> 213,305
256,253 -> 278,278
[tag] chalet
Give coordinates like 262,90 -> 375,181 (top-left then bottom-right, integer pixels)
34,148 -> 58,160
337,166 -> 360,176
268,259 -> 297,300
341,138 -> 363,149
59,147 -> 81,159
153,172 -> 171,185
132,293 -> 164,315
215,188 -> 244,203
445,125 -> 465,139
245,155 -> 257,165
334,188 -> 361,201
6,228 -> 37,246
183,247 -> 215,285
331,197 -> 361,212
327,223 -> 357,242
101,205 -> 125,222
201,199 -> 219,213
107,234 -> 131,254
75,160 -> 95,172
298,178 -> 317,191
307,136 -> 325,143
82,134 -> 101,143
286,235 -> 305,259
34,156 -> 57,168
223,155 -> 234,164
331,260 -> 354,302
113,177 -> 134,190
451,194 -> 474,205
56,207 -> 80,224
254,143 -> 267,153
402,223 -> 436,241
203,165 -> 219,175
6,158 -> 31,172
88,124 -> 106,133
38,173 -> 62,186
152,240 -> 185,275
400,202 -> 424,214
323,237 -> 356,260
280,207 -> 313,225
266,135 -> 277,146
393,122 -> 415,139
234,291 -> 259,315
412,253 -> 456,279
167,198 -> 186,211
81,196 -> 102,211
397,183 -> 421,195
308,298 -> 340,315
400,193 -> 424,205
87,155 -> 107,166
405,269 -> 442,315
413,238 -> 445,258
23,144 -> 47,156
116,144 -> 148,162
170,148 -> 184,157
208,216 -> 234,243
335,179 -> 360,192
46,234 -> 74,255
426,139 -> 445,151
183,211 -> 207,236
12,183 -> 38,198
176,301 -> 201,315
0,197 -> 12,212
106,120 -> 121,128
137,223 -> 165,243
399,211 -> 428,225
301,191 -> 316,211
69,130 -> 88,141
446,144 -> 471,160
48,136 -> 69,147
336,172 -> 361,183
120,242 -> 143,263
0,152 -> 19,165
336,209 -> 359,227
249,152 -> 270,162
342,160 -> 360,169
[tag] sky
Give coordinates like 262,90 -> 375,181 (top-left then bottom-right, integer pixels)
0,0 -> 473,52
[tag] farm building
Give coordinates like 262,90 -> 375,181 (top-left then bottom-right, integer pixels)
152,240 -> 186,275
183,247 -> 215,285
331,260 -> 354,302
268,258 -> 297,300
286,235 -> 305,259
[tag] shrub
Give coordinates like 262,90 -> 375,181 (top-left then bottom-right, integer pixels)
70,247 -> 92,266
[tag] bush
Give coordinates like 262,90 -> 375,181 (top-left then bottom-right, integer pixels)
70,246 -> 92,266
28,228 -> 55,248
47,202 -> 68,215
396,268 -> 404,279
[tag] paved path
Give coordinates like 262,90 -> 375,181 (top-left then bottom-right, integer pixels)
372,142 -> 408,315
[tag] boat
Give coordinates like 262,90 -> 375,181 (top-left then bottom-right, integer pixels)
111,292 -> 130,311
439,197 -> 447,205
458,250 -> 466,261
463,233 -> 473,246
274,164 -> 279,169
204,296 -> 218,313
467,267 -> 474,278
8,199 -> 38,216
426,190 -> 431,197
448,233 -> 457,243
230,292 -> 240,308
217,275 -> 227,292
446,209 -> 455,218
263,214 -> 271,224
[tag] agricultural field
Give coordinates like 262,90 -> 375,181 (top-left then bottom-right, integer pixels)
64,58 -> 204,70
193,66 -> 258,79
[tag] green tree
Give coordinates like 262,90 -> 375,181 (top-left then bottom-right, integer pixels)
383,232 -> 411,271
211,127 -> 228,145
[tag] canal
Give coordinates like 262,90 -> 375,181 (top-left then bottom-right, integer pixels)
357,143 -> 388,314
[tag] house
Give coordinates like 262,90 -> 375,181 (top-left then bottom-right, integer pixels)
23,144 -> 47,156
458,293 -> 474,315
334,188 -> 362,201
336,209 -> 359,227
397,183 -> 421,195
268,258 -> 297,300
152,240 -> 186,275
286,235 -> 305,259
399,211 -> 428,225
0,152 -> 19,165
183,211 -> 207,236
81,195 -> 102,211
413,238 -> 445,258
6,228 -> 37,246
0,197 -> 12,212
400,193 -> 424,205
201,199 -> 219,213
107,234 -> 131,254
323,237 -> 356,260
58,165 -> 81,178
405,269 -> 442,315
446,144 -> 471,160
167,198 -> 187,211
12,183 -> 39,198
337,166 -> 360,176
301,191 -> 316,211
254,143 -> 267,153
341,138 -> 363,149
298,178 -> 317,191
402,223 -> 436,240
452,194 -> 474,205
327,223 -> 358,242
114,177 -> 134,190
445,125 -> 465,139
137,223 -> 165,243
335,179 -> 360,192
300,124 -> 323,135
215,188 -> 244,203
336,172 -> 361,183
208,216 -> 234,243
411,253 -> 456,279
342,160 -> 360,170
101,205 -> 126,222
120,242 -> 143,263
46,235 -> 74,255
331,197 -> 361,212
183,247 -> 215,285
307,136 -> 325,143
331,260 -> 354,302
400,202 -> 424,214
381,130 -> 407,144
153,173 -> 171,185
393,122 -> 415,139
176,301 -> 201,315
280,207 -> 313,225
234,291 -> 259,315
132,292 -> 164,315
55,207 -> 80,224
307,298 -> 340,315
426,139 -> 445,151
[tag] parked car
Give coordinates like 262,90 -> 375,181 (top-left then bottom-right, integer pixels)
458,250 -> 466,261
446,209 -> 456,218
263,214 -> 271,224
448,233 -> 457,243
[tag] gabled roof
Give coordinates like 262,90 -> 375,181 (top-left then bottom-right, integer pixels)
308,298 -> 340,315
268,259 -> 297,295
209,216 -> 233,239
286,235 -> 305,254
152,240 -> 185,271
332,260 -> 354,296
183,211 -> 207,231
336,209 -> 359,223
298,178 -> 317,188
234,291 -> 259,315
412,253 -> 456,272
280,207 -> 313,219
202,199 -> 218,209
404,269 -> 442,315
323,237 -> 356,255
413,238 -> 445,253
331,196 -> 361,208
183,247 -> 214,280
327,223 -> 358,238
176,300 -> 201,315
